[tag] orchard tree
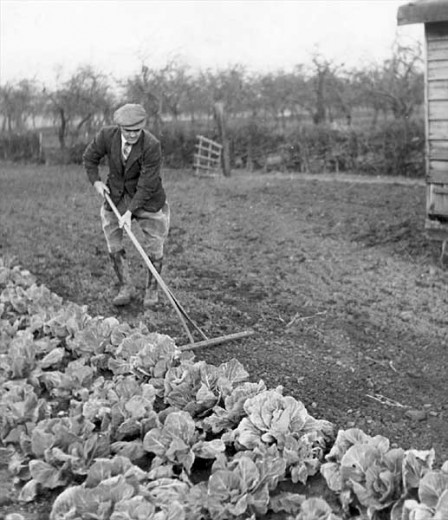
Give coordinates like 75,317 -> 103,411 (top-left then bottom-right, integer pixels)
284,56 -> 341,126
182,73 -> 211,123
45,66 -> 113,149
257,71 -> 297,130
125,65 -> 164,136
205,65 -> 248,117
126,58 -> 198,135
357,41 -> 424,123
238,71 -> 263,121
325,68 -> 365,126
159,59 -> 193,121
0,79 -> 42,133
305,55 -> 338,125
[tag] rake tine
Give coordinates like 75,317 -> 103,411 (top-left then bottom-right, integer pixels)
179,330 -> 255,351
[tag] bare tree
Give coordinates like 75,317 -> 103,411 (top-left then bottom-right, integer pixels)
356,41 -> 424,123
204,65 -> 248,117
125,65 -> 164,136
325,68 -> 365,126
257,71 -> 298,130
183,74 -> 210,123
44,66 -> 113,149
0,79 -> 42,133
159,59 -> 193,121
285,56 -> 342,126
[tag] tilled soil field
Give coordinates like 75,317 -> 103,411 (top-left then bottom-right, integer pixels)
1,164 -> 448,517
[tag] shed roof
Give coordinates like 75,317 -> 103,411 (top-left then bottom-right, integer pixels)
397,0 -> 448,25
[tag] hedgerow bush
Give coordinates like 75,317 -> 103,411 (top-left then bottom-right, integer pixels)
1,117 -> 425,177
161,127 -> 199,170
356,119 -> 425,177
226,118 -> 425,177
165,117 -> 424,177
0,132 -> 43,163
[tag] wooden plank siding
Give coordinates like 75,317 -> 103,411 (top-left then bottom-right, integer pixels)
427,182 -> 448,216
429,140 -> 448,154
428,79 -> 448,100
426,27 -> 448,153
427,60 -> 448,80
428,39 -> 448,59
429,100 -> 448,119
428,120 -> 448,139
428,162 -> 448,184
426,23 -> 448,224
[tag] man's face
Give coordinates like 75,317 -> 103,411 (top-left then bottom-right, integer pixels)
120,126 -> 143,144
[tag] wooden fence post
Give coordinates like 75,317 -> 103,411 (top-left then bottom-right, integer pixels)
213,101 -> 231,177
38,132 -> 45,163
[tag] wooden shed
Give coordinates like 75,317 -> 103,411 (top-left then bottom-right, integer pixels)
398,0 -> 448,242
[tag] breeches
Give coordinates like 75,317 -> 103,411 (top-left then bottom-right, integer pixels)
100,200 -> 170,260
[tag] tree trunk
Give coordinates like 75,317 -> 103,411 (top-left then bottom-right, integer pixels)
70,113 -> 93,144
58,108 -> 67,149
313,72 -> 327,125
370,108 -> 379,131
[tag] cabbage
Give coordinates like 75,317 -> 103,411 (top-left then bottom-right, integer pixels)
143,410 -> 197,472
203,380 -> 267,434
231,388 -> 333,451
402,473 -> 448,520
207,456 -> 271,519
321,428 -> 437,518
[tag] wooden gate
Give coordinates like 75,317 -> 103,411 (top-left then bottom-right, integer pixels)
193,135 -> 222,176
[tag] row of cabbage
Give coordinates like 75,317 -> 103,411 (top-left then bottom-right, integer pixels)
0,257 -> 447,520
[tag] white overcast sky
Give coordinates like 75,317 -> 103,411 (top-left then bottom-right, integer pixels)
0,0 -> 423,86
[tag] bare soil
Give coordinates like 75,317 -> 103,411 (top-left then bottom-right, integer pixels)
1,165 -> 448,517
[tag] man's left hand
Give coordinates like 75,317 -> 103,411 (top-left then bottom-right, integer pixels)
119,210 -> 132,229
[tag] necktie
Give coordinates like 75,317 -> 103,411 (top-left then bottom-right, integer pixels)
123,142 -> 132,162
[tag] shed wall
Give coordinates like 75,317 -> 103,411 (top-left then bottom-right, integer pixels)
427,22 -> 448,185
426,23 -> 448,236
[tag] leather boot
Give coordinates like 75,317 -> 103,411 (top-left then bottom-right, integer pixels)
109,250 -> 134,306
144,257 -> 163,309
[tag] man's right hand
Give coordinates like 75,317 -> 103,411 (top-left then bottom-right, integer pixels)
93,181 -> 110,197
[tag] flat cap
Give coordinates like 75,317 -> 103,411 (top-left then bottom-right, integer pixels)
114,103 -> 147,129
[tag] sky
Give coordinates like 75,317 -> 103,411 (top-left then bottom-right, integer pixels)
0,0 -> 423,86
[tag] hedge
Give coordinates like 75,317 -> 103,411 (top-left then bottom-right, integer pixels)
0,118 -> 425,178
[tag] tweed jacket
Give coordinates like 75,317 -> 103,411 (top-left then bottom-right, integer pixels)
83,126 -> 166,214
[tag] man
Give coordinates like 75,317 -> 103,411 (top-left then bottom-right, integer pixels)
83,103 -> 170,309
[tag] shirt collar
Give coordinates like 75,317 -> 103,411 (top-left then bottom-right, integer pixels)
121,135 -> 131,148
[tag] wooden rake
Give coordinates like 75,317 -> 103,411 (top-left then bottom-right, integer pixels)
103,193 -> 254,349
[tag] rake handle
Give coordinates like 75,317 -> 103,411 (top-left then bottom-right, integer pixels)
103,192 -> 195,343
